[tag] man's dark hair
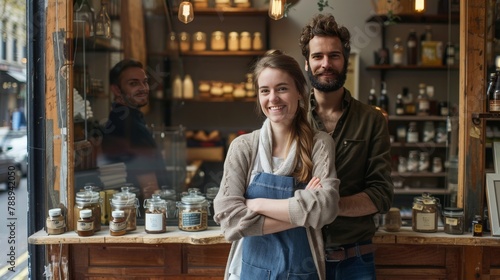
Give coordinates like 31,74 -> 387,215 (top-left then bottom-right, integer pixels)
109,59 -> 144,86
299,14 -> 351,63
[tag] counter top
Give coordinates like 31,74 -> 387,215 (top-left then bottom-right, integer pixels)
29,226 -> 500,246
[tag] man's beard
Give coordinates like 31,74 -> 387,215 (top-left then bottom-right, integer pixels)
307,66 -> 347,93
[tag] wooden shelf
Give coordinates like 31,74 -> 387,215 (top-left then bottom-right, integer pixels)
392,171 -> 447,177
366,14 -> 459,25
394,188 -> 451,195
391,142 -> 448,148
172,7 -> 268,16
367,65 -> 459,71
388,115 -> 448,121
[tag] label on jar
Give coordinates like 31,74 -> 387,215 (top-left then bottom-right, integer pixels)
181,211 -> 202,227
407,132 -> 419,143
47,219 -> 65,229
415,212 -> 436,230
446,217 -> 458,226
110,220 -> 127,232
77,221 -> 94,231
412,203 -> 424,211
145,213 -> 165,231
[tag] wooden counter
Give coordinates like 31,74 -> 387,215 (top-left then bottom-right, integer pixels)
29,227 -> 500,279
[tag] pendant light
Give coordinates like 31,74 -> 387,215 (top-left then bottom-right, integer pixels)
269,0 -> 285,20
178,1 -> 194,24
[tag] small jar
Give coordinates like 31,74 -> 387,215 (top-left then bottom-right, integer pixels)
46,208 -> 65,235
418,152 -> 430,172
472,215 -> 483,237
179,32 -> 190,52
422,121 -> 435,143
443,207 -> 464,235
109,185 -> 139,231
74,184 -> 102,232
228,32 -> 239,51
252,32 -> 263,50
384,207 -> 401,232
432,157 -> 443,173
396,125 -> 407,143
407,122 -> 419,143
239,31 -> 251,51
412,192 -> 439,233
192,32 -> 207,51
211,31 -> 226,51
176,190 -> 209,231
144,194 -> 167,234
407,150 -> 419,172
109,210 -> 127,236
158,188 -> 177,219
77,209 -> 94,237
398,156 -> 407,173
167,31 -> 178,52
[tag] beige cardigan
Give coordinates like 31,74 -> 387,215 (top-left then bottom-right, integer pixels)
213,130 -> 340,280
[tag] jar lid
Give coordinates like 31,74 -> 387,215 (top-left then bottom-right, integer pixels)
158,188 -> 176,200
240,31 -> 250,36
111,185 -> 138,206
76,184 -> 101,204
212,31 -> 225,37
181,190 -> 206,204
112,210 -> 125,218
413,192 -> 438,205
80,209 -> 92,218
143,194 -> 166,209
49,208 -> 61,217
228,31 -> 239,37
443,207 -> 463,215
206,187 -> 219,199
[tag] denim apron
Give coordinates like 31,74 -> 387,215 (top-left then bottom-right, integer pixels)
241,172 -> 318,280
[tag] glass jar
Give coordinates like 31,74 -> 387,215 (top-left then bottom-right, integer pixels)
74,184 -> 102,232
422,121 -> 435,143
252,32 -> 263,50
384,207 -> 401,232
443,207 -> 464,235
167,31 -> 178,52
77,209 -> 94,237
176,190 -> 209,231
179,32 -> 190,52
192,32 -> 207,51
144,194 -> 167,234
109,210 -> 127,236
407,122 -> 419,143
407,150 -> 419,172
211,31 -> 226,51
46,208 -> 65,235
206,187 -> 219,217
228,32 -> 239,51
239,31 -> 251,51
158,188 -> 177,219
432,157 -> 443,173
418,152 -> 430,172
109,185 -> 139,231
472,215 -> 483,237
412,192 -> 439,233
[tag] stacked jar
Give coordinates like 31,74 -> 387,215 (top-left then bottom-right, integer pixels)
144,194 -> 167,234
74,184 -> 102,232
109,185 -> 139,232
412,192 -> 440,233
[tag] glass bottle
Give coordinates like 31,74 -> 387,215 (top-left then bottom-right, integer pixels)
472,215 -> 483,237
486,72 -> 497,113
407,150 -> 420,172
421,25 -> 433,42
406,29 -> 418,65
422,121 -> 435,142
368,88 -> 377,106
77,209 -> 94,237
417,83 -> 430,116
402,87 -> 416,115
252,32 -> 263,50
73,0 -> 95,38
378,82 -> 389,113
418,151 -> 430,172
407,122 -> 419,143
395,94 -> 405,115
183,74 -> 194,99
392,37 -> 404,66
95,1 -> 111,38
443,42 -> 455,66
438,101 -> 449,116
109,210 -> 127,236
144,194 -> 167,234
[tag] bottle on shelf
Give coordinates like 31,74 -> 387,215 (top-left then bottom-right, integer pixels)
368,87 -> 377,107
443,42 -> 456,66
426,85 -> 438,115
183,75 -> 194,99
421,25 -> 433,42
417,83 -> 430,116
392,37 -> 404,66
402,87 -> 416,115
406,29 -> 418,65
378,82 -> 389,113
407,122 -> 419,143
395,93 -> 405,116
487,71 -> 498,113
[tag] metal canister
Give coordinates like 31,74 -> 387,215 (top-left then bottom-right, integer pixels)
74,183 -> 102,232
109,185 -> 139,231
144,194 -> 167,234
412,192 -> 439,233
176,190 -> 209,231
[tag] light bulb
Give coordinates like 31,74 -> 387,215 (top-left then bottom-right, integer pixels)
178,1 -> 194,24
268,0 -> 285,20
414,0 -> 425,13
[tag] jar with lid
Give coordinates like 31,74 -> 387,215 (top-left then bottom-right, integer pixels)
74,183 -> 102,232
211,31 -> 226,51
176,190 -> 209,231
407,150 -> 419,172
109,185 -> 139,231
228,32 -> 239,51
77,209 -> 94,237
406,122 -> 419,143
418,152 -> 430,172
109,210 -> 127,236
46,208 -> 66,235
167,31 -> 178,52
443,207 -> 464,235
472,215 -> 483,236
412,192 -> 440,233
239,31 -> 251,51
252,32 -> 263,50
179,32 -> 190,52
144,194 -> 167,234
192,32 -> 207,51
158,188 -> 177,219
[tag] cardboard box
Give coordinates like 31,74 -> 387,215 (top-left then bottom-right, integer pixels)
421,41 -> 443,66
187,146 -> 224,162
